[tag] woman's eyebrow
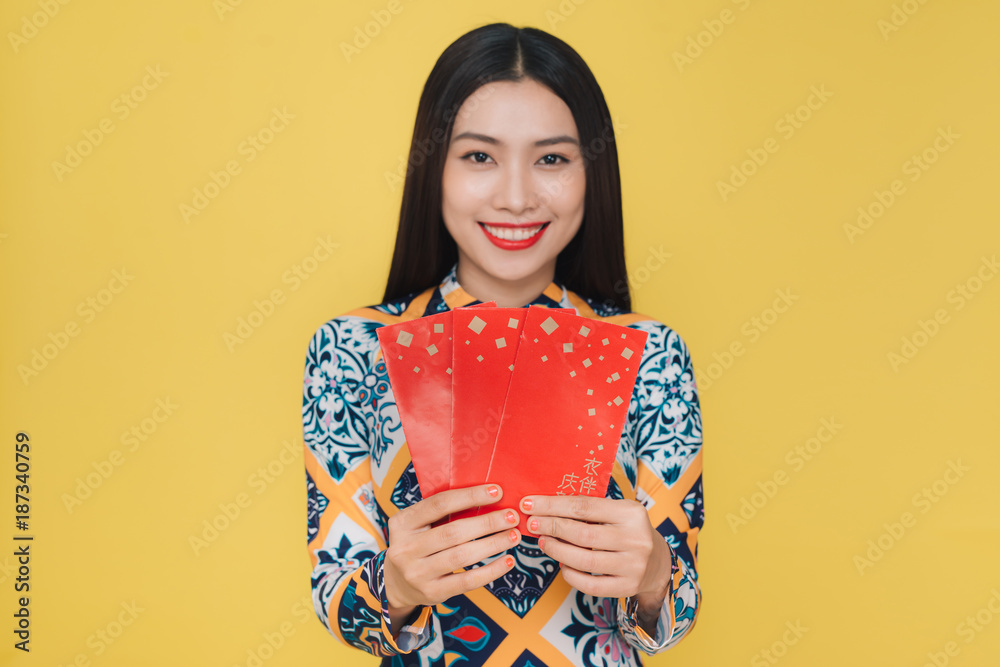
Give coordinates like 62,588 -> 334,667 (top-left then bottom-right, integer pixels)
452,131 -> 579,147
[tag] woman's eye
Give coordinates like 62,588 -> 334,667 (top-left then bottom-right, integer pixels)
539,154 -> 568,165
463,151 -> 492,164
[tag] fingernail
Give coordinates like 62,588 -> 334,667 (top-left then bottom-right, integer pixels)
505,556 -> 514,568
487,486 -> 499,498
529,519 -> 539,533
521,498 -> 533,511
539,537 -> 546,549
509,529 -> 519,542
505,510 -> 517,523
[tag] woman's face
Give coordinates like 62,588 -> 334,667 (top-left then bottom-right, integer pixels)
441,78 -> 585,293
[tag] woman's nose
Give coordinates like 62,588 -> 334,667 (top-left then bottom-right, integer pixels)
494,164 -> 538,214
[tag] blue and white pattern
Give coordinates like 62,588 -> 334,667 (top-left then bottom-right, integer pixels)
482,537 -> 562,618
630,322 -> 702,488
541,590 -> 644,666
303,321 -> 374,483
306,470 -> 329,542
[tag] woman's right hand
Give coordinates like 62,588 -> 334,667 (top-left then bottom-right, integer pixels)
383,484 -> 520,617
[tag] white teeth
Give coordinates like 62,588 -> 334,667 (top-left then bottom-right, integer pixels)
482,224 -> 544,241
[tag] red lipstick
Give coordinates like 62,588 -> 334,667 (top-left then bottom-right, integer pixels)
478,221 -> 550,250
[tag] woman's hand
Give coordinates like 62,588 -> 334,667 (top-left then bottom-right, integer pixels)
383,484 -> 520,620
520,495 -> 674,603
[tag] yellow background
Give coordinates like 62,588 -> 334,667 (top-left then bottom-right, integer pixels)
2,0 -> 999,665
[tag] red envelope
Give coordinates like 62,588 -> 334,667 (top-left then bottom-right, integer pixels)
450,306 -> 577,522
375,312 -> 454,499
450,307 -> 524,494
483,307 -> 648,535
374,302 -> 497,501
376,299 -> 646,539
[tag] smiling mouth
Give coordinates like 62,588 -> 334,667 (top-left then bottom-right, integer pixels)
478,222 -> 550,241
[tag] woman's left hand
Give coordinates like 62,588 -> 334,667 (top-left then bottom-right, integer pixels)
520,495 -> 674,601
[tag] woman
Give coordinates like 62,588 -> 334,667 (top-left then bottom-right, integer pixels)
302,23 -> 704,666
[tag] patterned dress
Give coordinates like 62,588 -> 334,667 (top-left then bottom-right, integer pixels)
301,262 -> 704,666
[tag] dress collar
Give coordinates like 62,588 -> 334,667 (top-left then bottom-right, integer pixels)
438,261 -> 570,310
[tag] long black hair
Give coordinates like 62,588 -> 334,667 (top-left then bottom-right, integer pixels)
382,22 -> 631,312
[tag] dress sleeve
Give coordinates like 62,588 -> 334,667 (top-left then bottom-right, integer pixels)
303,316 -> 434,657
614,322 -> 704,654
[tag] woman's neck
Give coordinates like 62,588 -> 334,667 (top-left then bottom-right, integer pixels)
455,257 -> 556,308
